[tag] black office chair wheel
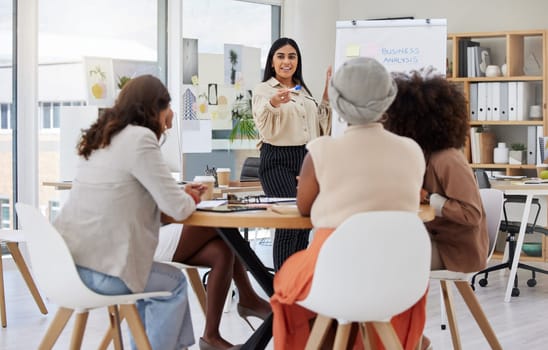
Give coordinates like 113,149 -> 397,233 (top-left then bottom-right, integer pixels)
478,278 -> 488,287
527,278 -> 537,287
511,287 -> 520,297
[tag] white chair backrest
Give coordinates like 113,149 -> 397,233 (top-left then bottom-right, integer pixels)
299,211 -> 431,323
479,188 -> 504,262
15,203 -> 118,309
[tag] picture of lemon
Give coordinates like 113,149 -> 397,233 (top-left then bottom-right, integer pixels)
91,82 -> 106,99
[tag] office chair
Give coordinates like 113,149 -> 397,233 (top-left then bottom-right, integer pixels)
298,211 -> 430,349
471,170 -> 548,296
239,157 -> 260,182
238,156 -> 262,241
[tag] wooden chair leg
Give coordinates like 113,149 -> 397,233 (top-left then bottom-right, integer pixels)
371,322 -> 403,350
69,312 -> 89,350
98,306 -> 128,350
440,280 -> 462,350
38,307 -> 74,350
185,267 -> 207,315
120,304 -> 153,350
360,323 -> 376,350
6,242 -> 48,314
305,315 -> 333,350
454,280 -> 503,350
333,322 -> 352,349
107,305 -> 124,350
0,253 -> 6,327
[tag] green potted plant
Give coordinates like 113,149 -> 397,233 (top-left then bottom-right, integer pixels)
229,92 -> 257,142
116,75 -> 132,90
509,143 -> 526,164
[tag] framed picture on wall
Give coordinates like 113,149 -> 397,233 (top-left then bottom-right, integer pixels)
208,83 -> 218,105
83,57 -> 116,107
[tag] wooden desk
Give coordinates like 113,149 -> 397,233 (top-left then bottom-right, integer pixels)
490,180 -> 548,302
42,180 -> 264,198
167,204 -> 433,350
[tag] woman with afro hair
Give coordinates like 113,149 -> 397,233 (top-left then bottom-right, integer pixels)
384,70 -> 489,350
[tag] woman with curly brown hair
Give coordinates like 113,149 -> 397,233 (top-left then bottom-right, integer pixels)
384,70 -> 489,350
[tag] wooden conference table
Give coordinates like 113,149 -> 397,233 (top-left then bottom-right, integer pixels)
490,180 -> 548,302
42,180 -> 263,199
167,205 -> 434,350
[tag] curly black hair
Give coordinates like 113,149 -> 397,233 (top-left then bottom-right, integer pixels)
383,71 -> 469,156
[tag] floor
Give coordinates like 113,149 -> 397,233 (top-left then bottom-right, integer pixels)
2,235 -> 548,349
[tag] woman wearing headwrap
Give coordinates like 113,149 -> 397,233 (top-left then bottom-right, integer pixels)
270,57 -> 428,349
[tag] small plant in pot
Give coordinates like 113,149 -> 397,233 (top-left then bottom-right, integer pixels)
509,143 -> 526,165
229,92 -> 257,142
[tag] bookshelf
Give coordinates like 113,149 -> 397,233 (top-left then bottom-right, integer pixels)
447,30 -> 547,176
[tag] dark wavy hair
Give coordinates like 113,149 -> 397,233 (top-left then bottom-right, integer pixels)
77,74 -> 171,159
383,71 -> 468,156
262,37 -> 312,96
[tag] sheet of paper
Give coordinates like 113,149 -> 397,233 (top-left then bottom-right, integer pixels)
197,200 -> 227,209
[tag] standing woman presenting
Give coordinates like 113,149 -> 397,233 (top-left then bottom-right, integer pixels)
252,37 -> 332,270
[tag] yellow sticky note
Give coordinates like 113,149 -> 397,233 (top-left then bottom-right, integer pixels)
346,44 -> 360,57
191,75 -> 199,86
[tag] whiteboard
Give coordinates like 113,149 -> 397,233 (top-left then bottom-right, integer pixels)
332,18 -> 447,136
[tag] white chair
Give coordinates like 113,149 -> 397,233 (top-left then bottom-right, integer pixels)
431,188 -> 504,350
163,261 -> 207,315
15,203 -> 171,350
298,211 -> 431,349
0,229 -> 48,327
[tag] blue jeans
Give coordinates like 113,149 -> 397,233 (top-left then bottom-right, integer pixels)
77,262 -> 194,350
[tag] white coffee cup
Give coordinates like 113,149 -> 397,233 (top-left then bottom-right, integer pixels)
193,175 -> 215,200
216,168 -> 231,187
530,105 -> 542,119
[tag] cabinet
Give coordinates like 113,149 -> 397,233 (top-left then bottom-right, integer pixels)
447,30 -> 547,176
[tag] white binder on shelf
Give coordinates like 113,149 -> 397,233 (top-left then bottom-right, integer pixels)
508,81 -> 518,120
498,82 -> 509,121
469,83 -> 478,120
516,81 -> 534,121
477,83 -> 488,121
527,126 -> 537,164
537,126 -> 545,165
487,82 -> 501,120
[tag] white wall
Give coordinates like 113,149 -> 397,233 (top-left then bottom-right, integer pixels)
282,0 -> 548,99
282,0 -> 338,99
338,0 -> 548,33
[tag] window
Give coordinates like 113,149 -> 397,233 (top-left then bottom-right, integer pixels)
38,0 -> 162,210
0,104 -> 11,130
0,197 -> 9,229
183,0 -> 279,64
